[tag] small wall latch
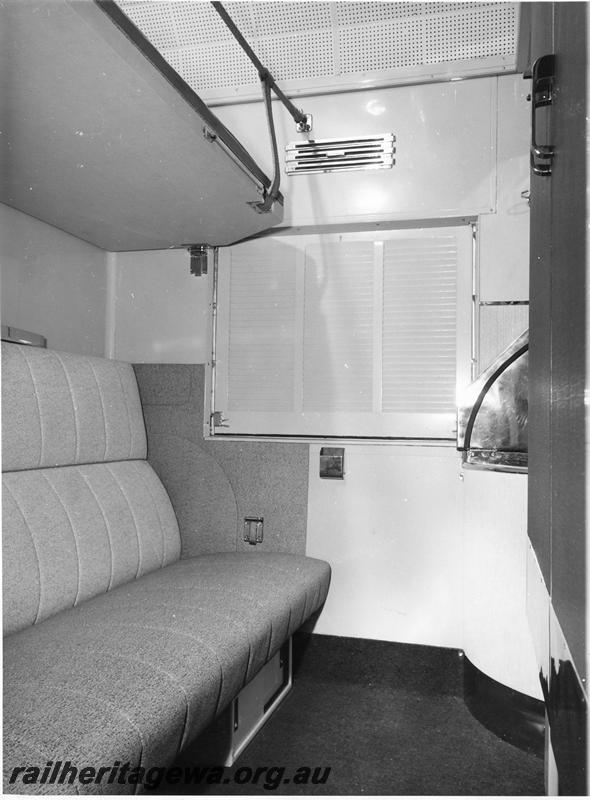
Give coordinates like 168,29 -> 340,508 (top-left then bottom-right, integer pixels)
188,244 -> 209,276
243,516 -> 264,545
319,447 -> 345,479
211,411 -> 229,428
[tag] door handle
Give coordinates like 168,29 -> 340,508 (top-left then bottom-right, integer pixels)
529,54 -> 555,176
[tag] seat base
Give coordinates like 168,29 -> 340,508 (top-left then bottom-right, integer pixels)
189,639 -> 292,767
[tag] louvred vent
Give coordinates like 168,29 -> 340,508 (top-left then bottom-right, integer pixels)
286,134 -> 395,175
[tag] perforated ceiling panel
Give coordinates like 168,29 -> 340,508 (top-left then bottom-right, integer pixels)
117,1 -> 518,103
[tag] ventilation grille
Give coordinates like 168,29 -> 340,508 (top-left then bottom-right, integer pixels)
116,2 -> 518,103
286,134 -> 395,175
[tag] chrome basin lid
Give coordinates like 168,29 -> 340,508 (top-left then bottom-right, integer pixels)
457,329 -> 528,472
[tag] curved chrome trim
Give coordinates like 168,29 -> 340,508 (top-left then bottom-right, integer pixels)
457,328 -> 529,452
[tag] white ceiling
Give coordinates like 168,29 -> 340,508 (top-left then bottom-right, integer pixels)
118,1 -> 519,104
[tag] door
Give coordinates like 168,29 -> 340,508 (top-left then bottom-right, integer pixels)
525,3 -> 587,794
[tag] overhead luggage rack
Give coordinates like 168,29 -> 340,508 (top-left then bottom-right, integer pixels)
0,0 -> 282,251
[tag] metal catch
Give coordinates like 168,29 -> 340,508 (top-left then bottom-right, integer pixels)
243,517 -> 264,545
528,54 -> 555,177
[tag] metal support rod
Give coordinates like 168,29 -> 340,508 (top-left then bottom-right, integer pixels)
209,246 -> 219,437
253,77 -> 280,213
210,1 -> 308,128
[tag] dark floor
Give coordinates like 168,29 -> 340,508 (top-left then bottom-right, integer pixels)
148,633 -> 545,796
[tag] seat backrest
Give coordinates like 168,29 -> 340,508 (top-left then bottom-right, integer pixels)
2,343 -> 181,636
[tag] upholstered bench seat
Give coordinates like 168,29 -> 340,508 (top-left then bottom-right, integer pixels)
2,343 -> 330,794
4,553 -> 330,790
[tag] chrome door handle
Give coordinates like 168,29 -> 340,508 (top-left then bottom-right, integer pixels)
529,54 -> 555,176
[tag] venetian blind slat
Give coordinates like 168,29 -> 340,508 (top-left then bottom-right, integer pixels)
303,242 -> 374,412
382,237 -> 458,414
228,249 -> 297,412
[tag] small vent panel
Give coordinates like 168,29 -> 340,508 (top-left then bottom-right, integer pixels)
286,134 -> 395,175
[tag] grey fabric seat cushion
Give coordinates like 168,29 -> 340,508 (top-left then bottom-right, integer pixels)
3,552 -> 331,795
3,461 -> 181,636
2,342 -> 147,472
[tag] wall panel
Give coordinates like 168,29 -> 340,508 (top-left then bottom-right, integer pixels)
216,79 -> 497,226
135,363 -> 309,556
0,203 -> 106,356
478,75 -> 530,301
306,444 -> 464,648
112,249 -> 209,363
462,470 -> 541,699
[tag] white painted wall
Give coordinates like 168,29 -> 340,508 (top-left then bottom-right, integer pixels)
306,444 -> 464,648
216,78 -> 497,226
306,447 -> 540,697
0,203 -> 106,356
462,470 -> 541,698
109,249 -> 209,363
478,75 -> 530,301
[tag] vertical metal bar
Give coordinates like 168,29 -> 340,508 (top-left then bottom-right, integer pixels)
471,221 -> 479,381
209,246 -> 220,436
105,251 -> 117,359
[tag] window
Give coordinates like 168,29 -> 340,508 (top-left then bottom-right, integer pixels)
210,226 -> 472,439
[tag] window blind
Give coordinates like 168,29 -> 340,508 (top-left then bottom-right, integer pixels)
213,226 -> 472,438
